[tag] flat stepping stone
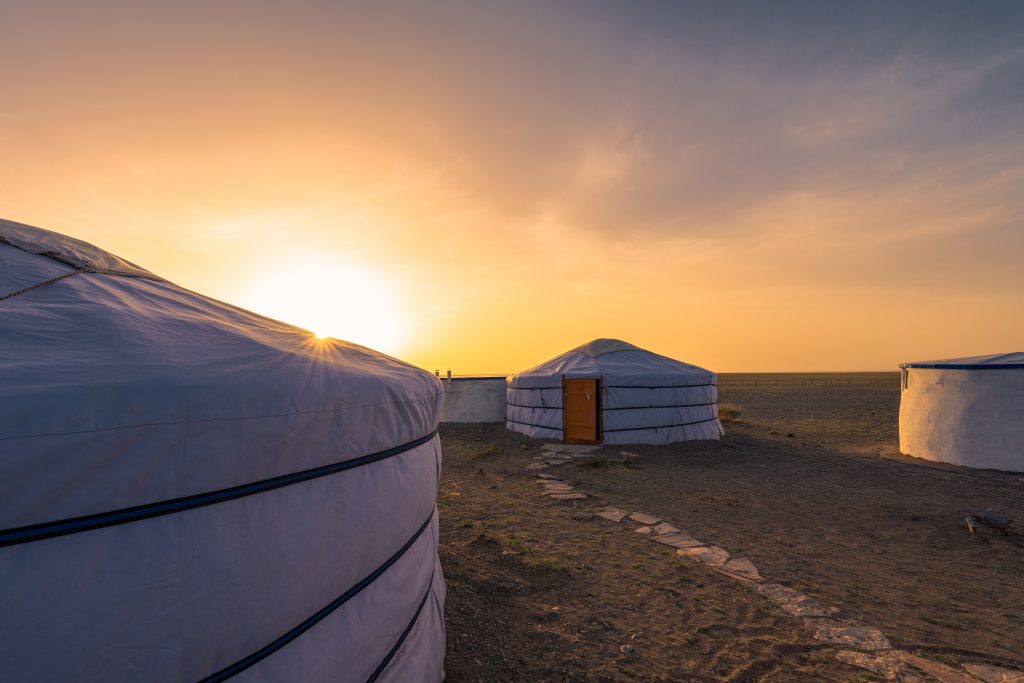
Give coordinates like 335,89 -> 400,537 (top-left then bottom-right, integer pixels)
754,583 -> 834,618
535,473 -> 559,479
717,557 -> 762,581
595,507 -> 628,522
652,523 -> 679,535
963,663 -> 1024,683
627,512 -> 661,525
526,462 -> 549,471
836,651 -> 927,682
891,651 -> 984,683
544,459 -> 572,466
676,545 -> 730,566
653,534 -> 704,550
806,619 -> 890,651
550,492 -> 588,500
634,526 -> 652,535
543,483 -> 574,492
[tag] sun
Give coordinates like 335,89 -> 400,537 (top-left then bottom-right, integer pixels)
237,257 -> 405,354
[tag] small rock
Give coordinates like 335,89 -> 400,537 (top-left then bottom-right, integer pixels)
634,526 -> 652,535
807,620 -> 890,651
628,512 -> 661,525
717,557 -> 762,581
526,463 -> 549,471
595,507 -> 628,522
676,545 -> 729,566
652,523 -> 679,535
890,651 -> 982,683
754,583 -> 834,618
962,663 -> 1024,683
835,650 -> 925,682
653,534 -> 704,549
551,492 -> 588,500
619,644 -> 635,656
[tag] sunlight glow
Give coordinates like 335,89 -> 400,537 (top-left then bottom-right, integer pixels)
237,257 -> 405,355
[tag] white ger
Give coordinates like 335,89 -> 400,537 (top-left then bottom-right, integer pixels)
506,338 -> 723,445
0,219 -> 446,683
899,352 -> 1024,472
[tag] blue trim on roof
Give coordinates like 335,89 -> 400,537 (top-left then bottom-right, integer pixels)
900,363 -> 1024,370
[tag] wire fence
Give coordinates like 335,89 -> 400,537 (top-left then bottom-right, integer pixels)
718,373 -> 899,387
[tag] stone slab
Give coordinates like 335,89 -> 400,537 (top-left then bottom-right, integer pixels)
634,526 -> 652,535
754,583 -> 834,618
543,483 -> 574,491
653,534 -> 704,549
807,619 -> 891,651
652,523 -> 679,535
835,650 -> 928,682
526,463 -> 549,471
676,545 -> 729,566
963,663 -> 1024,683
535,473 -> 559,480
595,507 -> 628,522
544,459 -> 572,466
627,512 -> 661,525
717,558 -> 762,581
551,492 -> 588,500
891,651 -> 984,683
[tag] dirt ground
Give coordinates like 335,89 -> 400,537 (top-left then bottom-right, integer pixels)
437,379 -> 1024,681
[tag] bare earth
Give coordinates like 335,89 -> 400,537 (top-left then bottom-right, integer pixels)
438,378 -> 1024,682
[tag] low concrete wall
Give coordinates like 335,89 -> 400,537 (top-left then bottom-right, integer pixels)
440,377 -> 507,423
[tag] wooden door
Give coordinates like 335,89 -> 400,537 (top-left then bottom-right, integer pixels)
563,379 -> 599,444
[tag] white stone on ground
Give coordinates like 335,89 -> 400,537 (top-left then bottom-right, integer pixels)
717,558 -> 762,582
962,663 -> 1024,683
627,512 -> 661,525
653,534 -> 704,550
595,507 -> 628,522
676,545 -> 730,566
806,619 -> 891,651
754,583 -> 833,618
889,651 -> 983,683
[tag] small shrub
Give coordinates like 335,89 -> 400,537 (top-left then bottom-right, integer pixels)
468,443 -> 503,460
718,404 -> 743,422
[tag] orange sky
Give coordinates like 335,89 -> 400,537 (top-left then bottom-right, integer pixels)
2,2 -> 1022,373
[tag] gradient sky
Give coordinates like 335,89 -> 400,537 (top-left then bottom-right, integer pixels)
2,1 -> 1022,372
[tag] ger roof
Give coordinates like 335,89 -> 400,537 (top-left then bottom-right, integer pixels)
509,338 -> 715,387
900,352 -> 1024,370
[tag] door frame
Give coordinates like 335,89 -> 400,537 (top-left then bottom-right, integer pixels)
562,376 -> 602,444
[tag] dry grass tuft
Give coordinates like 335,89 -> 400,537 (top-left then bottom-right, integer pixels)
718,404 -> 743,422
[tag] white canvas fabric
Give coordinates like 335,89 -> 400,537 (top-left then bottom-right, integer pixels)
899,352 -> 1024,472
0,220 -> 446,682
507,339 -> 723,444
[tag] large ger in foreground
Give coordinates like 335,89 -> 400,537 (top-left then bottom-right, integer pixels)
0,219 -> 446,682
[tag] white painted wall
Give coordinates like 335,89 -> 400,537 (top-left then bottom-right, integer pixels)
440,378 -> 507,423
899,368 -> 1024,472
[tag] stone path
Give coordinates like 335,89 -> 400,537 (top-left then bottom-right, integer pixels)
523,442 -> 1024,683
